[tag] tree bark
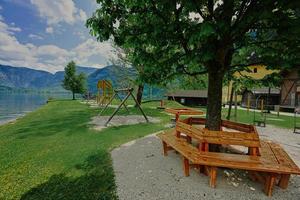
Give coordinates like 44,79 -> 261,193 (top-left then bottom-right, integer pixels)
135,84 -> 144,107
72,91 -> 75,100
206,68 -> 225,131
206,66 -> 225,152
226,85 -> 234,120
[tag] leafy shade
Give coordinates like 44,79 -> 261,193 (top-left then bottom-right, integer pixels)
62,61 -> 87,100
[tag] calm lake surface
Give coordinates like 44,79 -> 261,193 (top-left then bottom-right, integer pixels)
0,92 -> 74,125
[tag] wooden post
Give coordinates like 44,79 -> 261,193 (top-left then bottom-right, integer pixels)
175,113 -> 181,137
264,173 -> 276,197
209,167 -> 217,188
162,141 -> 168,156
234,90 -> 238,121
278,174 -> 290,189
247,94 -> 250,113
183,157 -> 190,176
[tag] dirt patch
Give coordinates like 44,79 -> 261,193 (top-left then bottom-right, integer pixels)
90,115 -> 160,131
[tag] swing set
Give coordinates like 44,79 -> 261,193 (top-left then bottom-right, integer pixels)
253,95 -> 267,127
96,80 -> 114,106
99,88 -> 149,126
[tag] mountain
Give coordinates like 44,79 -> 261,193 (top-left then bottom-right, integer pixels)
0,64 -> 98,90
0,65 -> 55,89
87,65 -> 137,92
0,64 -> 135,91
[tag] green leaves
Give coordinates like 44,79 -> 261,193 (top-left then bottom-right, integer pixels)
87,0 -> 300,85
62,61 -> 87,99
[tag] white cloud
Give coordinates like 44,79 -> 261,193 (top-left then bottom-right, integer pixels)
45,26 -> 53,34
74,31 -> 86,40
29,34 -> 43,40
0,16 -> 114,73
30,0 -> 87,25
0,18 -> 22,35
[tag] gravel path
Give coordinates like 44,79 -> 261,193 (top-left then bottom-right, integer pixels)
111,126 -> 300,200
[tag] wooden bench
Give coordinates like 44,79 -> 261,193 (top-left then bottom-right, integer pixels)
157,129 -> 300,197
176,120 -> 261,155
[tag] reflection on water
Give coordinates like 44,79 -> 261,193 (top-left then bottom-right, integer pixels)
0,92 -> 73,125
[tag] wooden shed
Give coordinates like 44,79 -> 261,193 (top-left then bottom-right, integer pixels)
280,69 -> 300,110
241,88 -> 280,109
166,90 -> 208,106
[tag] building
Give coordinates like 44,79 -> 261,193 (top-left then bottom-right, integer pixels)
166,90 -> 207,106
241,88 -> 280,109
222,65 -> 279,104
280,69 -> 300,110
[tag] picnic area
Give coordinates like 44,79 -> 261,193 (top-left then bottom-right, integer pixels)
1,1 -> 300,200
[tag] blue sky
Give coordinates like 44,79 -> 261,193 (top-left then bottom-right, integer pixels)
0,0 -> 115,73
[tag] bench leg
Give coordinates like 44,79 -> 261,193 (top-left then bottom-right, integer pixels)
278,174 -> 290,189
209,167 -> 217,188
162,141 -> 168,156
264,173 -> 276,197
248,147 -> 259,156
186,136 -> 192,144
183,157 -> 190,177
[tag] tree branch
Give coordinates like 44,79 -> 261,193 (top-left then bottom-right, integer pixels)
208,0 -> 214,20
191,0 -> 207,20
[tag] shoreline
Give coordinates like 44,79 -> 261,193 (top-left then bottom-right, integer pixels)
0,115 -> 23,126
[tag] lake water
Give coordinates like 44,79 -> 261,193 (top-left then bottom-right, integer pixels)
0,92 -> 74,125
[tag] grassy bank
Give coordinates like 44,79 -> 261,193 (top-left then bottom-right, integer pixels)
0,100 -> 172,200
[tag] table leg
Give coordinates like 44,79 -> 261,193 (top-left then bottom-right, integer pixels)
278,174 -> 290,189
264,173 -> 276,197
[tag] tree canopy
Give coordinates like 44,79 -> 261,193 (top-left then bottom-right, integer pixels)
62,61 -> 87,100
87,0 -> 300,130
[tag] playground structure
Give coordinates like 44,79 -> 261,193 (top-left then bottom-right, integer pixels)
253,95 -> 267,127
99,88 -> 149,126
158,108 -> 300,197
294,107 -> 300,134
96,80 -> 114,106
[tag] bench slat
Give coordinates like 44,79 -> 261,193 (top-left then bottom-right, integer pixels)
268,142 -> 300,172
176,122 -> 260,148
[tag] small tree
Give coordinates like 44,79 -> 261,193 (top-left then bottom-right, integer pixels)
62,61 -> 87,100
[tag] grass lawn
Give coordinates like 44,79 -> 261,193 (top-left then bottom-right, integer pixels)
0,99 -> 296,200
0,100 -> 173,200
220,108 -> 297,129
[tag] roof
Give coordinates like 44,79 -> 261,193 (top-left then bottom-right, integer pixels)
166,90 -> 208,98
251,88 -> 280,95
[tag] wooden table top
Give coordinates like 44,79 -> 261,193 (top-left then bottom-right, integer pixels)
165,108 -> 204,115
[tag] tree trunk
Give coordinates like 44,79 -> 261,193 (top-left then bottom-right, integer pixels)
206,67 -> 225,152
206,68 -> 225,131
135,84 -> 144,107
72,91 -> 75,100
226,85 -> 234,120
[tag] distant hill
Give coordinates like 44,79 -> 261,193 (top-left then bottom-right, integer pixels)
0,65 -> 56,89
0,64 -> 136,92
87,65 -> 137,92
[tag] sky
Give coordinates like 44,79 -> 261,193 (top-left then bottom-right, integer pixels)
0,0 -> 116,73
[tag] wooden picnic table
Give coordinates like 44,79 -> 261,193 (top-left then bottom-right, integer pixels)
165,108 -> 204,122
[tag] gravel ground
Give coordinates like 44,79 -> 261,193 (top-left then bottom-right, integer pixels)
111,126 -> 300,200
90,115 -> 160,131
